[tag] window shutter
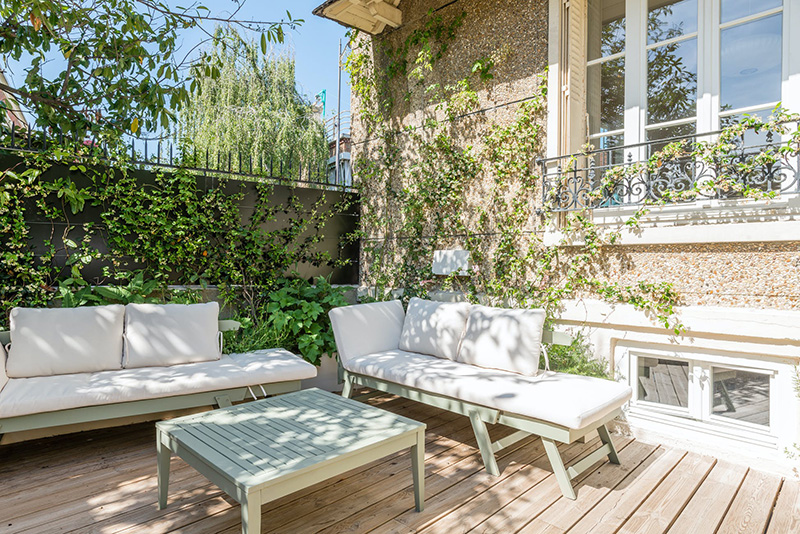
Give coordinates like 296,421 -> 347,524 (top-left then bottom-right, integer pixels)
562,0 -> 588,154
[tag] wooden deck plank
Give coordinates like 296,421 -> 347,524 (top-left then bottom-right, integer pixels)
78,403 -> 469,534
255,425 -> 520,534
461,438 -> 621,534
565,447 -> 686,534
420,438 -> 637,534
5,393 -> 428,534
666,461 -> 749,533
767,477 -> 800,533
615,452 -> 716,534
515,440 -> 657,534
717,470 -> 783,534
319,434 -> 548,534
0,396 -> 792,534
386,439 -> 598,534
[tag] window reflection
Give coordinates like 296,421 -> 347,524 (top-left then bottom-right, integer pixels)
720,14 -> 782,112
588,0 -> 626,60
713,368 -> 770,426
648,39 -> 698,124
648,0 -> 698,44
588,59 -> 625,134
637,358 -> 689,408
721,0 -> 782,24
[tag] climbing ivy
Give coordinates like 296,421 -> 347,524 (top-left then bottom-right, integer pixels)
0,142 -> 354,332
346,8 -> 800,334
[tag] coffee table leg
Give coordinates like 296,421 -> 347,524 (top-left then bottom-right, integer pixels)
411,430 -> 425,512
241,494 -> 261,534
156,430 -> 171,510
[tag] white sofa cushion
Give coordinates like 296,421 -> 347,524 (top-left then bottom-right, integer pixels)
399,298 -> 470,360
0,349 -> 317,419
345,350 -> 632,430
124,302 -> 221,368
6,305 -> 125,378
457,305 -> 547,376
328,300 -> 405,365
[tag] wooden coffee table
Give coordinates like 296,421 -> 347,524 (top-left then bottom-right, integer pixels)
156,388 -> 426,533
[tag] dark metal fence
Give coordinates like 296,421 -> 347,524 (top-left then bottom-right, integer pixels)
0,125 -> 355,191
539,126 -> 799,212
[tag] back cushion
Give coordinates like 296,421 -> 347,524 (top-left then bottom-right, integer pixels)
124,302 -> 221,368
456,305 -> 546,376
6,305 -> 125,378
399,298 -> 471,360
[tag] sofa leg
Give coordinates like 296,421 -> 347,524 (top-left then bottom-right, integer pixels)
597,424 -> 620,464
469,411 -> 500,476
542,437 -> 577,500
341,373 -> 354,399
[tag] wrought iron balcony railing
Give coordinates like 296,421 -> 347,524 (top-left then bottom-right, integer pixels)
538,128 -> 800,212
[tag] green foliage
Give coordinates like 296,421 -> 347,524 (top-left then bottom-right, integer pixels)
222,315 -> 290,357
0,145 -> 354,329
546,333 -> 610,379
178,26 -> 327,177
223,277 -> 350,365
0,1 -> 299,137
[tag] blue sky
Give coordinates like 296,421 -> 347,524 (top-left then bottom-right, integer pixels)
188,0 -> 352,117
2,0 -> 351,125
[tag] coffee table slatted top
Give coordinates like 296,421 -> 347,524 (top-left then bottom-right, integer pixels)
156,388 -> 424,490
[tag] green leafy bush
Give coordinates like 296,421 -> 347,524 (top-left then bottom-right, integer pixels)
545,332 -> 610,379
223,276 -> 351,365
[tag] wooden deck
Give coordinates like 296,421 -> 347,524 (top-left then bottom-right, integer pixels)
1,391 -> 798,534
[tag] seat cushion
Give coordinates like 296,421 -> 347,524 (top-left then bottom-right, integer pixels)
345,350 -> 632,430
124,302 -> 221,368
328,300 -> 405,365
0,349 -> 317,419
6,305 -> 125,378
399,298 -> 470,360
457,305 -> 547,376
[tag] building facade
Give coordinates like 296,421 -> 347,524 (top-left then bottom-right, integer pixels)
315,0 -> 800,472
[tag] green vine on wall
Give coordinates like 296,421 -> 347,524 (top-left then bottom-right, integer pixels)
0,143 -> 354,333
346,8 -> 800,335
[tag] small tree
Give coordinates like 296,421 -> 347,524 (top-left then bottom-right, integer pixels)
0,1 -> 300,138
178,26 -> 327,176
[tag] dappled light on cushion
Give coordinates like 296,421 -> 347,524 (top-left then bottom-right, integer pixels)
344,350 -> 632,429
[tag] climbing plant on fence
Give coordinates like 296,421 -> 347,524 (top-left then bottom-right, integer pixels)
0,144 -> 358,333
346,8 -> 800,335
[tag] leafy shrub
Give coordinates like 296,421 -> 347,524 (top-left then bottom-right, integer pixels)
224,276 -> 351,365
545,331 -> 610,379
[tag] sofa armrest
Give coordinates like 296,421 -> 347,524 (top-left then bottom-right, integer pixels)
218,320 -> 241,332
542,330 -> 573,346
328,300 -> 405,365
0,335 -> 8,394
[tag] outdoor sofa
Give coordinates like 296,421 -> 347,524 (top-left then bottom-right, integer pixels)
329,297 -> 632,500
0,302 -> 316,443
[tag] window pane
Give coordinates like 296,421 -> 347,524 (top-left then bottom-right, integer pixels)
720,109 -> 773,147
647,38 -> 697,124
588,0 -> 626,61
588,59 -> 625,134
648,0 -> 698,45
646,122 -> 696,154
590,133 -> 626,166
720,14 -> 782,112
722,0 -> 782,24
713,367 -> 770,426
637,358 -> 689,408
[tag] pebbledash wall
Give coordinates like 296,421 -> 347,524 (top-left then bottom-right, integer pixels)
347,0 -> 800,472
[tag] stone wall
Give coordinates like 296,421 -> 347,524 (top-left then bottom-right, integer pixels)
350,0 -> 800,311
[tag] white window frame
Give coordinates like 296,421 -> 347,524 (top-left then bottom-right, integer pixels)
546,0 -> 800,159
628,348 -> 780,447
